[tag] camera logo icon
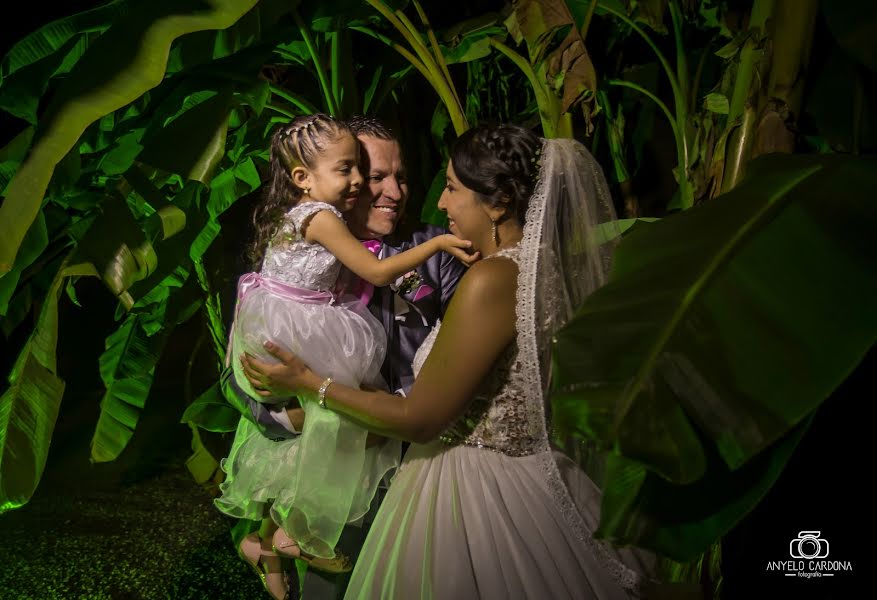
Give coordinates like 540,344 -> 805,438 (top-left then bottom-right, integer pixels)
790,531 -> 829,559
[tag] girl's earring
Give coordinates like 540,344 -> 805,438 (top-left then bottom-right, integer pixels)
491,219 -> 499,246
303,187 -> 310,196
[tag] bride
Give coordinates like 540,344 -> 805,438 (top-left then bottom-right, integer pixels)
241,125 -> 671,598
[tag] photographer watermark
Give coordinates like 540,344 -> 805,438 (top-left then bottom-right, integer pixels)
766,531 -> 853,578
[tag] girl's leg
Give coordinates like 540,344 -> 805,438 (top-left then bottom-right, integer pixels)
260,517 -> 279,545
238,518 -> 288,600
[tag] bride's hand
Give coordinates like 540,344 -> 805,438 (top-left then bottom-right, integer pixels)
240,341 -> 318,397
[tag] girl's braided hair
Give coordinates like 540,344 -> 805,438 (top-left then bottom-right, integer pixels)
250,113 -> 354,267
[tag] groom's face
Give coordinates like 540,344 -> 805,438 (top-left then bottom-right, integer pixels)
347,135 -> 409,240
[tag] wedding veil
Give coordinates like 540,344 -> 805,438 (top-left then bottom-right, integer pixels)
517,138 -> 651,593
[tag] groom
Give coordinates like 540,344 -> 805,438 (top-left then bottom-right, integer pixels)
226,116 -> 465,596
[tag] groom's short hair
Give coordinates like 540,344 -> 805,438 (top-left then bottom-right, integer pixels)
348,115 -> 395,141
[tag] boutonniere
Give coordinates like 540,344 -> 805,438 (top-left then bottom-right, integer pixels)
392,270 -> 434,301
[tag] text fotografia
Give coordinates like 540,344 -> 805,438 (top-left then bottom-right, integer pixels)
766,561 -> 852,578
766,531 -> 853,578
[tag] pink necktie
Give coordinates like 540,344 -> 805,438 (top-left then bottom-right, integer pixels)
357,239 -> 382,305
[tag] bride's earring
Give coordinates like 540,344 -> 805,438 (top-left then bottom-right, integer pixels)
303,187 -> 310,196
491,219 -> 499,246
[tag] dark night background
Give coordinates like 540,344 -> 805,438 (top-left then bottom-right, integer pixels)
0,2 -> 869,599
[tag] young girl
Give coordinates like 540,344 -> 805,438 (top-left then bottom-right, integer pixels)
214,114 -> 475,598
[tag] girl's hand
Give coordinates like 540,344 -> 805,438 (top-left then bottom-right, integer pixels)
240,341 -> 320,397
437,234 -> 480,266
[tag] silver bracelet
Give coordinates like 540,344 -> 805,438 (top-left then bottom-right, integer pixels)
317,377 -> 334,409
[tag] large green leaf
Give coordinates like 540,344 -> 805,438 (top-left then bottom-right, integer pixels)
71,194 -> 160,310
551,154 -> 877,557
0,355 -> 65,514
165,0 -> 301,74
184,425 -> 223,492
595,416 -> 811,562
0,35 -> 97,125
0,127 -> 34,194
90,313 -> 169,463
0,1 -> 127,81
181,382 -> 242,433
139,87 -> 233,184
0,259 -> 96,513
0,212 -> 48,316
0,0 -> 261,276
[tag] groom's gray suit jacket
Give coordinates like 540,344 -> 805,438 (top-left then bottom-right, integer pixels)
228,224 -> 465,439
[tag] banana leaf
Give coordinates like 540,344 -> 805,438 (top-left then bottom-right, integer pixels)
0,1 -> 128,123
0,0 -> 261,276
0,259 -> 97,513
550,153 -> 877,559
90,313 -> 169,463
0,212 -> 48,316
184,425 -> 223,493
182,380 -> 243,433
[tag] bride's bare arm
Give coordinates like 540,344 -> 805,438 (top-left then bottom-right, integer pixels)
241,257 -> 518,443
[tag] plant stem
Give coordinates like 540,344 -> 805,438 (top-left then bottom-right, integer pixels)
351,25 -> 433,86
767,0 -> 818,119
599,0 -> 690,206
268,85 -> 318,114
292,9 -> 337,116
722,0 -> 775,192
607,80 -> 679,142
689,43 -> 711,112
330,32 -> 342,114
598,2 -> 683,118
412,0 -> 464,116
265,104 -> 295,118
669,1 -> 689,113
581,0 -> 598,44
393,9 -> 466,131
489,39 -> 561,138
364,0 -> 467,134
726,0 -> 774,124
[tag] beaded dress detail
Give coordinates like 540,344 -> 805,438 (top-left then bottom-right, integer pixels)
412,247 -> 540,457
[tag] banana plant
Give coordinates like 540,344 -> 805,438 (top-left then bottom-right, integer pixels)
493,0 -> 599,139
0,0 -> 303,511
362,0 -> 469,134
0,0 -> 463,510
551,152 -> 877,560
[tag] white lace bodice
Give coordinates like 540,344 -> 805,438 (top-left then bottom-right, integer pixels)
411,246 -> 540,457
260,202 -> 343,292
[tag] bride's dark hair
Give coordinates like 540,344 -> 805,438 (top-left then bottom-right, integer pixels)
450,124 -> 542,223
249,113 -> 354,267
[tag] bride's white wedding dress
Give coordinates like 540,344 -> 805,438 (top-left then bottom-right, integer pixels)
344,248 -> 654,600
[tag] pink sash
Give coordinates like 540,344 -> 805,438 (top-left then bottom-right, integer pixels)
236,272 -> 335,306
225,273 -> 334,368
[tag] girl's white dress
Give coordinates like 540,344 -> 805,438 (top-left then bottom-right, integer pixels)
344,248 -> 654,599
215,201 -> 401,559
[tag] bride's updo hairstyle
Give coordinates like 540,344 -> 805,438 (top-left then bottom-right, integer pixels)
450,125 -> 542,224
